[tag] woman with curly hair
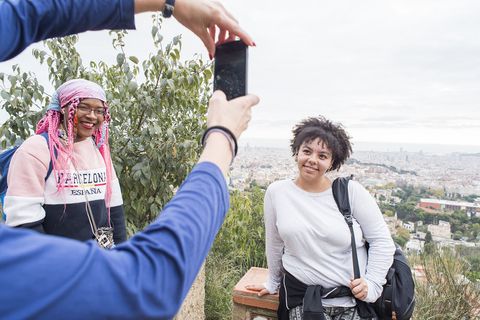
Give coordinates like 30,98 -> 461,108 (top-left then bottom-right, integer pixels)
4,79 -> 126,247
247,116 -> 395,320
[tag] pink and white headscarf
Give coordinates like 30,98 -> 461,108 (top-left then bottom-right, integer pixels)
36,79 -> 114,213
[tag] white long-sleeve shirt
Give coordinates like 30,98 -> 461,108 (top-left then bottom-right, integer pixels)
264,179 -> 395,306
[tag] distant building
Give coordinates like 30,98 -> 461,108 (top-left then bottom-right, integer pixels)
406,239 -> 424,253
403,221 -> 415,232
413,231 -> 426,240
373,188 -> 402,205
427,220 -> 451,240
419,198 -> 480,214
384,214 -> 400,236
390,196 -> 402,204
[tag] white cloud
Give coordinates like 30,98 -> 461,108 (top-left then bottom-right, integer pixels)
1,1 -> 479,148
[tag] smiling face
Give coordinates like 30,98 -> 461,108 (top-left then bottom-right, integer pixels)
295,138 -> 333,191
74,98 -> 105,141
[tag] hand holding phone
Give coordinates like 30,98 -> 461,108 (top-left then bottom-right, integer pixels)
214,41 -> 248,100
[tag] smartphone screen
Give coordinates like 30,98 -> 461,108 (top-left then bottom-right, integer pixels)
214,41 -> 248,100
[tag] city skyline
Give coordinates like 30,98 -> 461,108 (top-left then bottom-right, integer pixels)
239,138 -> 480,154
1,0 -> 479,147
231,144 -> 480,195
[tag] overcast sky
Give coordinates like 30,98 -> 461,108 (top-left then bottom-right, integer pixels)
1,0 -> 479,150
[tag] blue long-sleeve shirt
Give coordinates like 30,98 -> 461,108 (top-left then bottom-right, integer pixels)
0,0 -> 135,62
0,162 -> 229,319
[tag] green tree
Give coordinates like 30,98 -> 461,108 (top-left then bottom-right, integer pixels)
453,230 -> 463,240
471,223 -> 480,240
424,231 -> 435,255
425,231 -> 433,243
383,209 -> 395,217
430,188 -> 445,199
395,201 -> 416,220
384,182 -> 396,189
462,194 -> 478,202
379,202 -> 395,215
393,227 -> 410,248
0,17 -> 212,233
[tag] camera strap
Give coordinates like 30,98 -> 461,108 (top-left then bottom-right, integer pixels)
72,154 -> 114,249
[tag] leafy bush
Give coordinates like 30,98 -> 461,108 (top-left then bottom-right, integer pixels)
205,186 -> 267,319
0,17 -> 212,233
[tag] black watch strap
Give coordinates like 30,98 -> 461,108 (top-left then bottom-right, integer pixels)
163,0 -> 176,18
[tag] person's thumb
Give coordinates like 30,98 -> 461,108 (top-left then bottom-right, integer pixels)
231,94 -> 260,108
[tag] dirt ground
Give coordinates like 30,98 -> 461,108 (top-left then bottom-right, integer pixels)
174,264 -> 205,320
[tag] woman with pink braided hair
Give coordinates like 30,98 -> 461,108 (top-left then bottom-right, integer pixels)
4,79 -> 126,246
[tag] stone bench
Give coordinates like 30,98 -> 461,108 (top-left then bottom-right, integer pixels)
232,267 -> 279,320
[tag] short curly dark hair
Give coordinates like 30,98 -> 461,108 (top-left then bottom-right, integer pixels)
290,116 -> 352,171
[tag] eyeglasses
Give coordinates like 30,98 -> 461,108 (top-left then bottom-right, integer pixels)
77,105 -> 106,117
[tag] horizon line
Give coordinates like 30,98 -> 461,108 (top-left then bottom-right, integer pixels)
239,138 -> 480,154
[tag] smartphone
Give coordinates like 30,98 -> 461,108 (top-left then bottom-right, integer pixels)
214,41 -> 248,100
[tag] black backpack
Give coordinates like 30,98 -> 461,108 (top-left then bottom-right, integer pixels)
332,176 -> 415,320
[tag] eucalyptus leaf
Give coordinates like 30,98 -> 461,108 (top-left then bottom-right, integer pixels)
1,91 -> 9,99
116,53 -> 125,65
128,56 -> 139,64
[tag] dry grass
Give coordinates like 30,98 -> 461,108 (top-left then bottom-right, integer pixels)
413,249 -> 480,320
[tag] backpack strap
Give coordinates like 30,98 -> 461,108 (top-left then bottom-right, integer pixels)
332,175 -> 361,279
39,132 -> 54,180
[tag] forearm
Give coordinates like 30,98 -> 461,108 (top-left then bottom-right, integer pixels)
198,132 -> 233,176
350,181 -> 395,301
264,191 -> 283,293
109,162 -> 229,316
265,241 -> 284,293
0,0 -> 135,62
134,0 -> 166,13
363,222 -> 395,287
364,235 -> 395,302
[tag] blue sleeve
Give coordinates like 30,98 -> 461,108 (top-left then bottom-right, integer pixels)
0,162 -> 229,320
0,0 -> 135,62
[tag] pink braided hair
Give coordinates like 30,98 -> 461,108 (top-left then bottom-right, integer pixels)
35,79 -> 114,224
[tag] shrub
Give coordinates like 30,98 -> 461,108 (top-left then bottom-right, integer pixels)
205,187 -> 267,319
414,248 -> 480,319
0,17 -> 212,233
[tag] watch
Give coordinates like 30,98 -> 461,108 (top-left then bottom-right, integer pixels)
163,0 -> 175,18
